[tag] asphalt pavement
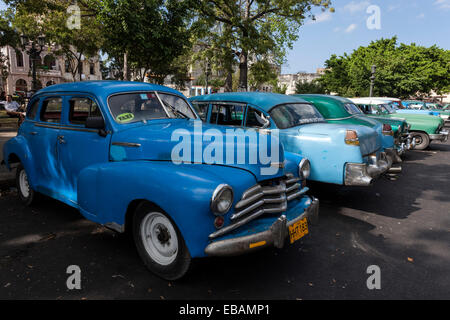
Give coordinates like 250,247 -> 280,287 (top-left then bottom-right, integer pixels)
0,124 -> 449,300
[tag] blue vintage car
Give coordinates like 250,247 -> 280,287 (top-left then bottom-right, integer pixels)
1,81 -> 319,280
398,100 -> 440,117
189,92 -> 393,186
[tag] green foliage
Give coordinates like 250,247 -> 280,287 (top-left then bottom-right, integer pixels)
248,60 -> 278,90
295,79 -> 326,94
196,0 -> 334,89
92,0 -> 195,84
318,37 -> 450,98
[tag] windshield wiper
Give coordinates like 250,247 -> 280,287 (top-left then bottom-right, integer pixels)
163,102 -> 189,119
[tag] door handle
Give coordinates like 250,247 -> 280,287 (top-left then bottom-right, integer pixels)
30,131 -> 38,135
57,135 -> 66,144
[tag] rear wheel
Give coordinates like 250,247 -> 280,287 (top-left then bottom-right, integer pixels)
16,164 -> 38,206
132,202 -> 191,280
411,132 -> 430,150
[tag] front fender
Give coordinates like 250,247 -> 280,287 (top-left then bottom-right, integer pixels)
2,136 -> 37,188
77,160 -> 256,258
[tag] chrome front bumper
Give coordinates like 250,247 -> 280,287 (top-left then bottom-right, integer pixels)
429,130 -> 449,142
398,134 -> 415,153
204,197 -> 319,257
344,152 -> 391,186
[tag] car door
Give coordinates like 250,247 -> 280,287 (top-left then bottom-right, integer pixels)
29,96 -> 64,195
57,95 -> 111,205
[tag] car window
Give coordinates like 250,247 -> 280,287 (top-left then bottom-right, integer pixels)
27,99 -> 39,120
269,103 -> 325,129
343,103 -> 363,115
356,104 -> 371,114
245,107 -> 269,128
69,97 -> 102,125
209,104 -> 244,126
191,102 -> 208,121
108,92 -> 193,124
158,93 -> 196,119
40,97 -> 62,123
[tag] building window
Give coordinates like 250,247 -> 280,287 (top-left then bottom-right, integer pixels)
89,63 -> 95,75
15,79 -> 28,94
16,50 -> 24,67
43,55 -> 56,70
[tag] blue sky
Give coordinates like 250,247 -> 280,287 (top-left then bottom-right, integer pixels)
284,0 -> 450,73
2,0 -> 449,74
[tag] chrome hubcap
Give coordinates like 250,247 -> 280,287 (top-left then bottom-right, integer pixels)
19,169 -> 30,198
140,212 -> 178,266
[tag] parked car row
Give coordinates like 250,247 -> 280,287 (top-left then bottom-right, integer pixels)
1,81 -> 448,280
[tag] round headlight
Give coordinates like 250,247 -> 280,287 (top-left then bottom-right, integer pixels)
210,184 -> 233,215
298,158 -> 311,180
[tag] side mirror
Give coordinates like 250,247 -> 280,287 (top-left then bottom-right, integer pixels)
86,116 -> 107,136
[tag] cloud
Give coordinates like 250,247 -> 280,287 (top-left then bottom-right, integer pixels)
343,1 -> 370,14
417,13 -> 425,18
434,0 -> 450,9
345,23 -> 357,33
306,11 -> 332,25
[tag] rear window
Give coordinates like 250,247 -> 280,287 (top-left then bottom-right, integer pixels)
269,103 -> 325,129
26,99 -> 39,119
343,103 -> 363,115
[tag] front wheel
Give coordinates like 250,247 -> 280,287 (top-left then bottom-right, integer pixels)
16,164 -> 38,206
411,132 -> 430,150
132,202 -> 191,280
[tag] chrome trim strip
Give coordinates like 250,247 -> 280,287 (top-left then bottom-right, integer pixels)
111,142 -> 142,147
34,123 -> 101,133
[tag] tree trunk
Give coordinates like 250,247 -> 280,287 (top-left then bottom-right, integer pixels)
224,71 -> 232,92
238,50 -> 248,91
123,51 -> 129,81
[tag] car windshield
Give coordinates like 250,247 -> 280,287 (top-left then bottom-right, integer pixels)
343,103 -> 363,115
108,92 -> 195,124
269,103 -> 325,129
382,103 -> 395,114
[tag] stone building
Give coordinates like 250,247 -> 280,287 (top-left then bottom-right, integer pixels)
0,45 -> 102,96
277,69 -> 324,95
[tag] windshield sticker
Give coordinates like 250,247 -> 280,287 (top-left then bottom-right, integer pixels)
116,112 -> 135,123
140,94 -> 149,100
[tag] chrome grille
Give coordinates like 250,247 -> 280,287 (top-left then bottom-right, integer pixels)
209,173 -> 308,239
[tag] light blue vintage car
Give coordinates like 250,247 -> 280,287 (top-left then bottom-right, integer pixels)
189,92 -> 392,186
1,81 -> 319,280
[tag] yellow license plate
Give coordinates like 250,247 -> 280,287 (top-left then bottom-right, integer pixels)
288,218 -> 309,244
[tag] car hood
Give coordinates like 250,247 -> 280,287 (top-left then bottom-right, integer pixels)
282,122 -> 380,156
110,119 -> 286,181
391,112 -> 443,125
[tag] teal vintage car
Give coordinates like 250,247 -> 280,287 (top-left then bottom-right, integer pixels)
351,98 -> 448,150
294,94 -> 401,164
190,92 -> 393,186
349,98 -> 414,154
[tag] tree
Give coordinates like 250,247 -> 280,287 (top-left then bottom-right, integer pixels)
295,79 -> 326,94
196,0 -> 333,90
92,0 -> 196,85
6,0 -> 103,81
318,37 -> 450,98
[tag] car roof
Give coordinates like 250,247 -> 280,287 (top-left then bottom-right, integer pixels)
349,97 -> 390,105
35,81 -> 182,98
189,92 -> 310,112
293,94 -> 355,118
